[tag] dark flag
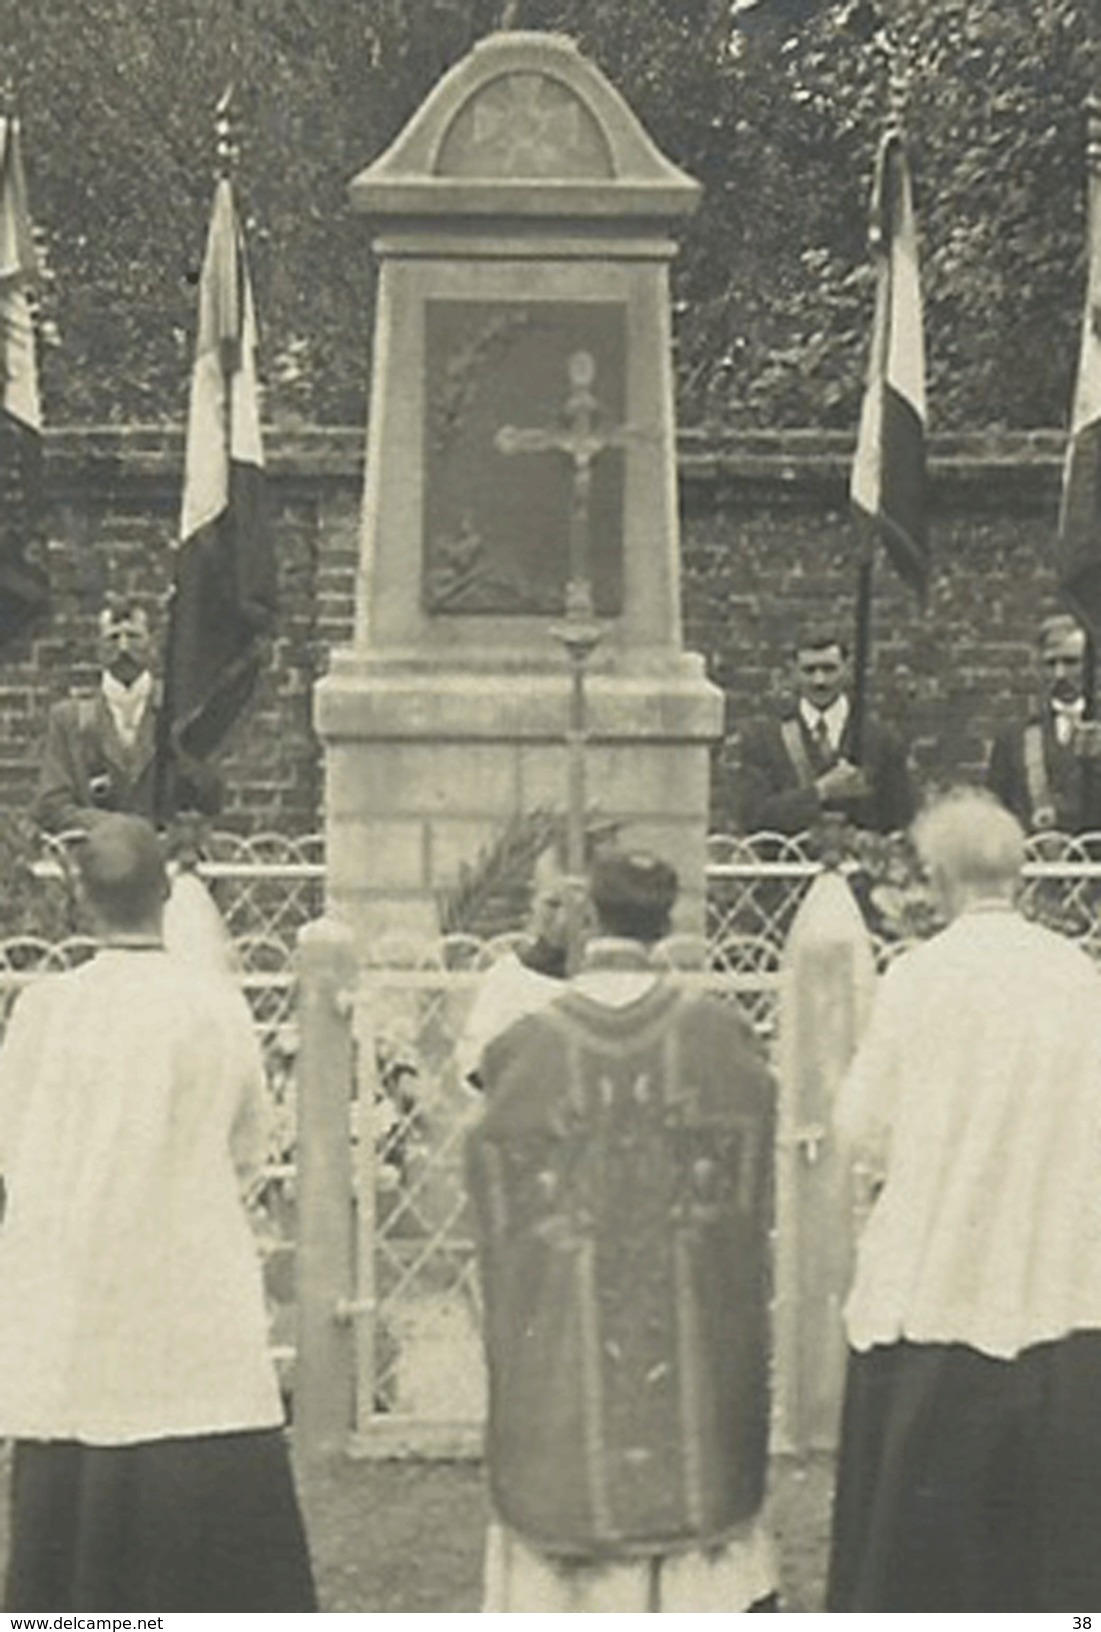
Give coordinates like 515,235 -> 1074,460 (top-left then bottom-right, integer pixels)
1057,121 -> 1101,637
0,115 -> 48,643
851,128 -> 929,597
159,175 -> 272,818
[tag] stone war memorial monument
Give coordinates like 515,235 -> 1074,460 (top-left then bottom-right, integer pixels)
296,32 -> 865,1460
315,30 -> 724,941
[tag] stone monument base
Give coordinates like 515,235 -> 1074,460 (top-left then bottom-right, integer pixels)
316,648 -> 724,944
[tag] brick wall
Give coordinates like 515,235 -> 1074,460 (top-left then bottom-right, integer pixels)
17,425 -> 1064,834
17,427 -> 361,833
679,429 -> 1065,824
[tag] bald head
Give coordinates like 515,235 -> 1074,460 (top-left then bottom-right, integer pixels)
912,788 -> 1025,916
75,815 -> 169,933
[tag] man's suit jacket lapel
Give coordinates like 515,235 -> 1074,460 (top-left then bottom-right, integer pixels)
131,690 -> 159,779
1040,709 -> 1082,813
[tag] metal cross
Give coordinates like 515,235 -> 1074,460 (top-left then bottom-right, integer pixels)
495,350 -> 639,971
495,348 -> 636,602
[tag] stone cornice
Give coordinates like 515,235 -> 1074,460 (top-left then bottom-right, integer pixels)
39,424 -> 1067,513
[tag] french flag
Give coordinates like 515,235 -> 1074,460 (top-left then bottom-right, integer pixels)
850,128 -> 929,599
0,115 -> 48,644
158,175 -> 274,818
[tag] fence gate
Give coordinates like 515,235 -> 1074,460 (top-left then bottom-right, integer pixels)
294,931 -> 805,1464
293,835 -> 1101,1466
348,950 -> 489,1457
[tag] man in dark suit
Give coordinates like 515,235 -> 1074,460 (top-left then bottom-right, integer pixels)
986,613 -> 1101,835
734,625 -> 914,836
33,600 -> 217,835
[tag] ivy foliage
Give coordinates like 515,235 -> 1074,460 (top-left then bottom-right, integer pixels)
1,0 -> 1094,430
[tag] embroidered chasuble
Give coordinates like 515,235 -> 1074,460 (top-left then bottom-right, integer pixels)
467,975 -> 775,1560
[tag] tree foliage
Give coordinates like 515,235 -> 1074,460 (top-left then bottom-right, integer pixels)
1,0 -> 1094,430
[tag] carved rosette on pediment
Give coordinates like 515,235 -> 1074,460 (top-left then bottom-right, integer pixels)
435,69 -> 613,180
348,31 -> 701,219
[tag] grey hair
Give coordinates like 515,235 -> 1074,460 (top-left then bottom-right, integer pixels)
911,787 -> 1026,893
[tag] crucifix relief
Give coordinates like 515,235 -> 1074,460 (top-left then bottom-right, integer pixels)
496,347 -> 641,962
422,300 -> 629,616
496,349 -> 638,610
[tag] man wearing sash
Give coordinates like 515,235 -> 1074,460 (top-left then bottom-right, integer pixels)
734,625 -> 913,836
466,850 -> 779,1611
986,613 -> 1101,834
34,598 -> 221,835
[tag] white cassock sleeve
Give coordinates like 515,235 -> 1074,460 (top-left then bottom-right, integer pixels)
224,990 -> 272,1201
456,955 -> 560,1089
163,869 -> 240,974
0,983 -> 51,1179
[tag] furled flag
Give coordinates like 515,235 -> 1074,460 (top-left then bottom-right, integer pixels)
850,127 -> 929,597
0,114 -> 49,643
1057,119 -> 1101,637
159,174 -> 273,819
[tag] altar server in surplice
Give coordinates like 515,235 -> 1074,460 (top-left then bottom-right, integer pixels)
0,815 -> 316,1612
828,786 -> 1101,1612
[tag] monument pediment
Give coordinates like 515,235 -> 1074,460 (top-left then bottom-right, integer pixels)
349,32 -> 700,219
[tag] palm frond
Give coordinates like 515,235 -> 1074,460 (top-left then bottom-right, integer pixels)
436,808 -> 560,939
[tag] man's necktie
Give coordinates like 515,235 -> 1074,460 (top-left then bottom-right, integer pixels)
813,713 -> 833,763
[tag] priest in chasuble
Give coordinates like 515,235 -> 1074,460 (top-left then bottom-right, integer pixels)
466,849 -> 779,1612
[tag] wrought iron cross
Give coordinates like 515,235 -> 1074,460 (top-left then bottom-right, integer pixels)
495,349 -> 636,606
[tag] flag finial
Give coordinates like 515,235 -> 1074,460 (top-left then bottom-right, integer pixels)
873,17 -> 910,139
1088,94 -> 1101,177
215,84 -> 237,180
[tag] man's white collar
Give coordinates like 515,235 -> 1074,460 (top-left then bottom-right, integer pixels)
102,669 -> 152,708
101,669 -> 153,747
799,693 -> 850,748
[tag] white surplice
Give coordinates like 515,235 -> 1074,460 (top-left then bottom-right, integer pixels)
456,950 -> 561,1087
0,948 -> 283,1443
837,905 -> 1101,1359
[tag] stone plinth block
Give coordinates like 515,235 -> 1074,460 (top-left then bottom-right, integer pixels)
316,656 -> 722,941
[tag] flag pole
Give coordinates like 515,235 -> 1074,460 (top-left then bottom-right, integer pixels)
1085,93 -> 1101,726
849,547 -> 874,766
214,85 -> 238,457
849,31 -> 907,768
1080,94 -> 1101,831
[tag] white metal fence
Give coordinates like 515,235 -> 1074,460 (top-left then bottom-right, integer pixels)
16,826 -> 1101,1454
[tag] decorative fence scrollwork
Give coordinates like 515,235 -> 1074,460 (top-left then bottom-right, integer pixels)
15,825 -> 1101,1451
